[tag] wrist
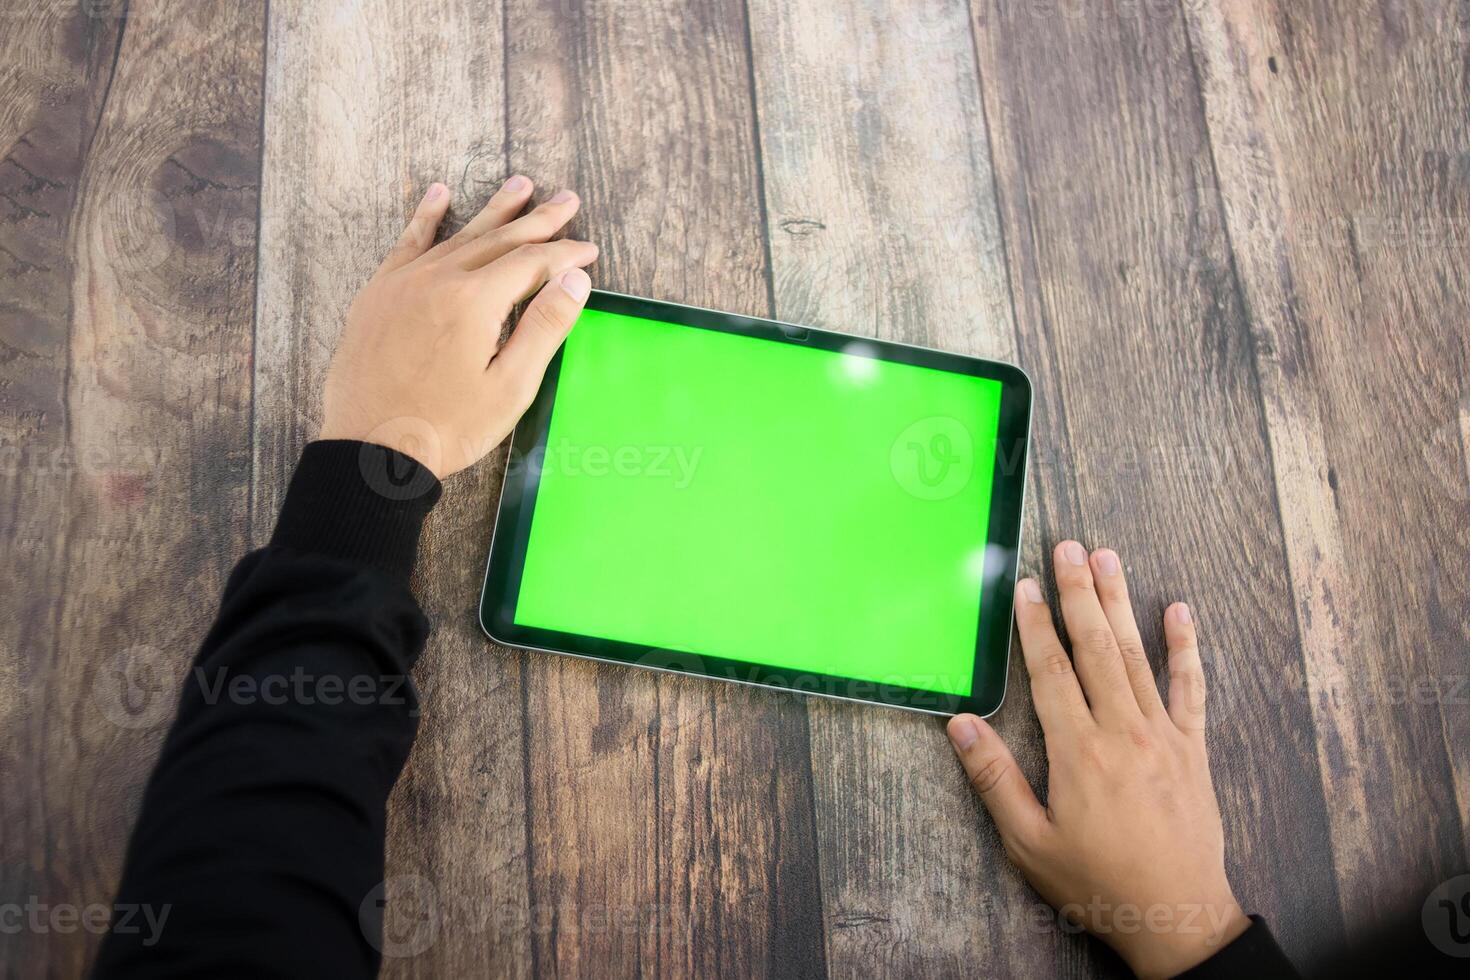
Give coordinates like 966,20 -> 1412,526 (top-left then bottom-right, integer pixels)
1119,900 -> 1250,979
319,414 -> 452,479
269,440 -> 443,582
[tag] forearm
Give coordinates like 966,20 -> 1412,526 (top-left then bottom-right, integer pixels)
94,441 -> 441,978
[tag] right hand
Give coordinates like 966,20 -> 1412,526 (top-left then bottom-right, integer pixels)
319,175 -> 599,479
947,542 -> 1248,978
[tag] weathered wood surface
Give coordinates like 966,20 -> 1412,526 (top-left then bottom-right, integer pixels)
971,0 -> 1350,965
2,0 -> 1466,975
747,0 -> 1079,976
501,1 -> 825,977
2,1 -> 266,976
1181,0 -> 1470,933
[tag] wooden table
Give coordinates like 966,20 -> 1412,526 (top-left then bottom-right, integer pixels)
4,1 -> 1467,976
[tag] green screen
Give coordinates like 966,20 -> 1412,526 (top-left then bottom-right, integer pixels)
513,309 -> 1003,696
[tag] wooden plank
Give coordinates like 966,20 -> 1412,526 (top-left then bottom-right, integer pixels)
1182,0 -> 1470,926
745,0 -> 1090,975
503,0 -> 826,975
252,2 -> 538,975
2,4 -> 1463,977
0,4 -> 129,974
0,0 -> 266,974
970,0 -> 1348,967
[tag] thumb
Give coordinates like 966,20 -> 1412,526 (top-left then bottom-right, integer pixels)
947,714 -> 1047,850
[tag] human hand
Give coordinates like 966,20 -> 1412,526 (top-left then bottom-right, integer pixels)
320,176 -> 598,479
947,541 -> 1248,978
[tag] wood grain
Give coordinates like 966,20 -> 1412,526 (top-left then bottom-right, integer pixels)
746,0 -> 1087,975
0,0 -> 266,975
970,0 -> 1346,966
502,0 -> 825,976
3,0 -> 1468,975
1,4 -> 129,973
252,2 -> 543,976
1182,0 -> 1470,927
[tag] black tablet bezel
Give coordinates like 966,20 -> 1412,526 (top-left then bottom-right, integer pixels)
480,290 -> 1031,716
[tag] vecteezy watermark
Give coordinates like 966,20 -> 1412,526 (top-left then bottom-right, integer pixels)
1423,874 -> 1470,958
1422,398 -> 1470,504
1269,670 -> 1470,711
93,647 -> 423,732
191,667 -> 417,714
361,875 -> 439,958
0,441 -> 166,482
969,0 -> 1183,28
630,648 -> 976,705
971,892 -> 1250,950
0,898 -> 170,947
359,875 -> 684,958
1046,898 -> 1242,943
891,416 -> 975,501
508,439 -> 705,490
357,423 -> 446,502
92,645 -> 182,731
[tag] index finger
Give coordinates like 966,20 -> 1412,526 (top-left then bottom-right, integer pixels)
376,182 -> 450,275
1013,576 -> 1094,736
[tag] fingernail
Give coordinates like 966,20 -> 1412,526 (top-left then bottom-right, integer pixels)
1062,540 -> 1088,566
504,174 -> 529,192
1094,549 -> 1120,576
551,189 -> 577,204
1018,578 -> 1042,604
424,182 -> 446,202
559,267 -> 591,301
948,715 -> 983,751
1175,603 -> 1193,625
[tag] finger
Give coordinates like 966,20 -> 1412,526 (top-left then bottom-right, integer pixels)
453,189 -> 582,270
1013,576 -> 1094,734
486,267 -> 593,410
1089,548 -> 1165,716
1164,602 -> 1207,736
1054,540 -> 1142,727
476,239 -> 600,313
947,714 -> 1049,856
433,174 -> 536,257
378,183 -> 450,274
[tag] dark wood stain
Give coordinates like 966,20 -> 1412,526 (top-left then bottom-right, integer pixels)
1,1 -> 267,976
1,0 -> 1465,976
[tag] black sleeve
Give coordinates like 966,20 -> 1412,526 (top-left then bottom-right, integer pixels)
1174,916 -> 1300,979
92,441 -> 443,978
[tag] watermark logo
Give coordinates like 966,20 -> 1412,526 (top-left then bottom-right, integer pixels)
357,420 -> 443,501
0,898 -> 170,946
508,439 -> 704,490
92,645 -> 181,731
361,875 -> 440,958
635,649 -> 707,677
1422,401 -> 1470,504
1166,178 -> 1232,272
191,667 -> 417,715
891,416 -> 973,500
1423,874 -> 1470,958
359,876 -> 684,957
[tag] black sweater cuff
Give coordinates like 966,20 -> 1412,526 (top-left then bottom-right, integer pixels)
269,440 -> 442,581
1175,916 -> 1299,979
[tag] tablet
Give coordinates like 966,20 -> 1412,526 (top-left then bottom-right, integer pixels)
480,290 -> 1031,715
